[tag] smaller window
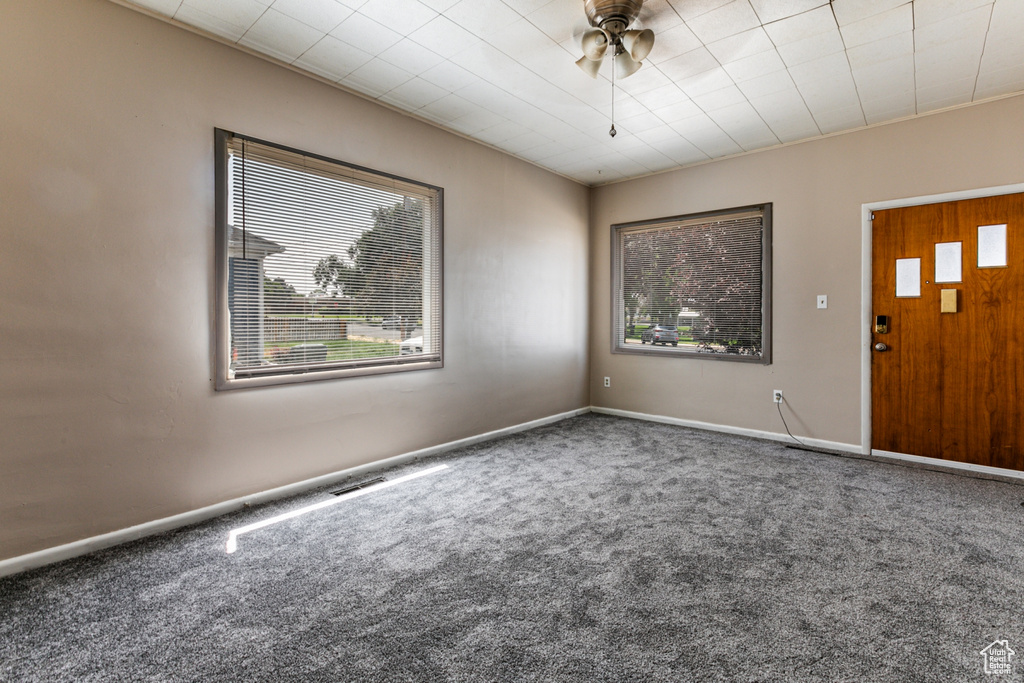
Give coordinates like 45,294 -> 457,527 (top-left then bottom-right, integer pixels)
611,204 -> 771,363
215,130 -> 443,389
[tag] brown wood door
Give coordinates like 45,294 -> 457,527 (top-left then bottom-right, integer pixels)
871,193 -> 1024,471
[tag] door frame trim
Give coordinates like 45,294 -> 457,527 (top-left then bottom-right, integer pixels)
860,182 -> 1024,456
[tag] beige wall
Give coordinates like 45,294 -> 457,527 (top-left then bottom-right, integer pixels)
0,0 -> 590,560
590,95 -> 1024,447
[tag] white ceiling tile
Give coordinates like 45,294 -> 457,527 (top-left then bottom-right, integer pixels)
657,137 -> 711,165
175,0 -> 268,41
852,56 -> 915,96
812,103 -> 866,133
706,27 -> 774,63
723,49 -> 787,82
673,114 -> 744,155
975,65 -> 1024,100
748,88 -> 821,140
616,66 -> 674,96
417,0 -> 460,11
776,28 -> 845,67
831,0 -> 908,26
525,0 -> 584,42
675,67 -> 736,96
736,69 -> 796,98
916,77 -> 975,105
987,0 -> 1024,39
691,84 -> 747,110
475,119 -> 532,143
748,0 -> 828,25
914,0 -> 992,27
448,106 -> 507,134
379,76 -> 448,109
618,112 -> 667,135
915,44 -> 984,86
294,34 -> 373,80
706,101 -> 778,149
839,3 -> 913,48
915,5 -> 990,51
502,0 -> 551,15
641,83 -> 692,108
270,0 -> 352,32
762,4 -> 836,45
647,22 -> 704,63
377,39 -> 445,76
638,0 -> 685,32
334,0 -> 369,7
861,92 -> 916,123
444,0 -> 521,38
239,9 -> 323,62
686,0 -> 762,44
978,35 -> 1024,73
418,60 -> 477,91
846,31 -> 913,70
357,0 -> 438,35
340,57 -> 414,97
659,47 -> 721,82
788,50 -> 851,85
408,16 -> 480,59
330,12 -> 402,55
636,124 -> 690,145
486,17 -> 558,56
652,97 -> 704,122
667,0 -> 732,22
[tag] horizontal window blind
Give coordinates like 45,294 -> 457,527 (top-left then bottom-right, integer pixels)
216,131 -> 442,387
613,205 -> 770,363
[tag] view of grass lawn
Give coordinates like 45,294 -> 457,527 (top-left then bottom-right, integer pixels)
266,339 -> 398,362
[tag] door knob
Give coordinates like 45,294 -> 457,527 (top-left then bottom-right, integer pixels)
874,342 -> 888,352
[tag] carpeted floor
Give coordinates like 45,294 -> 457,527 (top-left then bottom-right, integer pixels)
2,414 -> 1023,682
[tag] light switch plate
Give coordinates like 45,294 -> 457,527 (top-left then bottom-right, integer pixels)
817,295 -> 827,309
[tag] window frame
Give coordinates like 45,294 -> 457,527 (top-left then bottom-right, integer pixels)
214,129 -> 444,390
610,203 -> 772,365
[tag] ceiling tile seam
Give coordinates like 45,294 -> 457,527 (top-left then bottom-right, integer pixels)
830,2 -> 869,130
234,4 -> 275,46
753,5 -> 826,139
969,3 -> 999,103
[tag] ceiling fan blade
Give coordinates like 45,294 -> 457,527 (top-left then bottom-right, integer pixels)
614,51 -> 641,79
580,28 -> 611,61
576,54 -> 603,78
622,28 -> 654,62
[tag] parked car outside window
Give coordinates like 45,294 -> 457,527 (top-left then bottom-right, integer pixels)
641,324 -> 679,346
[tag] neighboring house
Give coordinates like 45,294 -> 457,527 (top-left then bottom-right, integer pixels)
227,226 -> 284,368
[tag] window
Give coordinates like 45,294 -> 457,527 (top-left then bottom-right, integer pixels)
611,204 -> 771,363
215,130 -> 443,389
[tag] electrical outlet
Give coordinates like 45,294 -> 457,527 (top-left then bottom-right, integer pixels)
773,389 -> 783,403
604,377 -> 611,388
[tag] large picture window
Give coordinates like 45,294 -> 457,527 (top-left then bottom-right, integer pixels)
611,204 -> 771,363
215,130 -> 443,389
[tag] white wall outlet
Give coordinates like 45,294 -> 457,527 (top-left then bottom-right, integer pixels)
817,295 -> 828,309
603,377 -> 611,388
773,389 -> 783,403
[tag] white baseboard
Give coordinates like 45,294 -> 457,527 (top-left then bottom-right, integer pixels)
870,449 -> 1024,482
590,406 -> 861,454
0,407 -> 590,578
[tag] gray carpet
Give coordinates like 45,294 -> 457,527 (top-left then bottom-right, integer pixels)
2,414 -> 1023,682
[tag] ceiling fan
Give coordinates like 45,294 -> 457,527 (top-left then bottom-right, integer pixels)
575,0 -> 655,80
574,0 -> 656,137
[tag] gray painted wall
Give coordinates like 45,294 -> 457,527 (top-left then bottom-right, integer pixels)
0,0 -> 590,561
590,94 -> 1024,447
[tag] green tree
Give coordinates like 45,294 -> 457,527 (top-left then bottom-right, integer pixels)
312,254 -> 355,300
263,275 -> 306,316
346,200 -> 423,338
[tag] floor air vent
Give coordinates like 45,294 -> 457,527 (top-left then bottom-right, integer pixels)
330,477 -> 386,496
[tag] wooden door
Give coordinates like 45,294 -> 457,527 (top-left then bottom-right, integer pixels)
871,193 -> 1024,471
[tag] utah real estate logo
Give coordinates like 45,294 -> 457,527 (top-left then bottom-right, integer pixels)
981,639 -> 1015,676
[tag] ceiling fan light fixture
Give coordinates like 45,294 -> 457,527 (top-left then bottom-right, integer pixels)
621,28 -> 655,62
581,28 -> 611,61
614,51 -> 641,79
576,54 -> 603,78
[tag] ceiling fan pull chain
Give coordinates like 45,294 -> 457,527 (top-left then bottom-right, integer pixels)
610,49 -> 617,138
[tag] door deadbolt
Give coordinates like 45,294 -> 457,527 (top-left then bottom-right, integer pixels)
874,342 -> 888,352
